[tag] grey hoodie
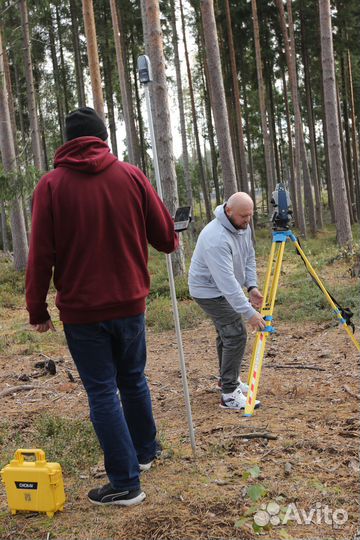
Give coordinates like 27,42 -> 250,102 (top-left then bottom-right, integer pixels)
188,204 -> 258,320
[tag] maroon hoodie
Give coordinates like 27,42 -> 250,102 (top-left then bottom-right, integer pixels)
26,137 -> 179,324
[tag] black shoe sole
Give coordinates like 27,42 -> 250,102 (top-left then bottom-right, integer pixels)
88,491 -> 146,506
220,402 -> 261,411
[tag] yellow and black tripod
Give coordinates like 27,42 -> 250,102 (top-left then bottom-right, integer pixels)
244,229 -> 360,417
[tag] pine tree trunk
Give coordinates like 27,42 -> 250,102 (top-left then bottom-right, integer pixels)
12,54 -> 30,164
3,45 -> 19,155
275,0 -> 307,236
19,0 -> 45,171
180,0 -> 211,220
70,0 -> 86,108
224,0 -> 248,193
4,35 -> 32,238
340,55 -> 357,221
0,28 -> 28,270
82,0 -> 105,119
1,201 -> 10,252
301,13 -> 324,229
110,0 -> 141,165
55,6 -> 70,115
347,51 -> 360,222
281,67 -> 297,218
243,82 -> 257,221
336,85 -> 354,224
200,0 -> 237,200
3,36 -> 29,238
170,0 -> 192,209
131,39 -> 147,174
198,23 -> 220,204
251,0 -> 275,213
266,62 -> 281,183
100,17 -> 118,156
287,0 -> 316,235
320,66 -> 335,222
117,5 -> 142,167
48,14 -> 65,140
319,0 -> 352,247
277,107 -> 286,183
142,0 -> 185,275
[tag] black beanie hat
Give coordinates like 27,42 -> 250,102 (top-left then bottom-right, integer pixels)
65,107 -> 108,141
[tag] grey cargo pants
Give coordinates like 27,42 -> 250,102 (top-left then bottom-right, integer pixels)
193,296 -> 247,393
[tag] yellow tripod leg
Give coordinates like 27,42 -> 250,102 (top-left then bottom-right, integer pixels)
293,240 -> 360,351
245,240 -> 286,416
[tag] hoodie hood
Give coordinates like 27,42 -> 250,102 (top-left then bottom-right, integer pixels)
54,136 -> 117,174
214,204 -> 247,235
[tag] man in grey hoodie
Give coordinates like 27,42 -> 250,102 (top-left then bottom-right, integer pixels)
188,192 -> 265,411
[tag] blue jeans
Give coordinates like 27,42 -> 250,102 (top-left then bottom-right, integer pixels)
64,314 -> 156,491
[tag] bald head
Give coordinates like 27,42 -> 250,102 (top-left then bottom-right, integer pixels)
225,192 -> 254,229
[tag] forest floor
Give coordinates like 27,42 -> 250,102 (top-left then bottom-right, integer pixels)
0,226 -> 359,539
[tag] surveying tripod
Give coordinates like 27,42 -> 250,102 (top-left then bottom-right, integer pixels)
244,228 -> 360,417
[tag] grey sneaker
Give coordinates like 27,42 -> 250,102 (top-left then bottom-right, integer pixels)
88,484 -> 146,506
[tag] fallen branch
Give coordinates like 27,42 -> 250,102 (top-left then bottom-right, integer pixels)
343,385 -> 360,401
268,364 -> 325,371
233,432 -> 278,441
0,385 -> 39,399
338,431 -> 359,439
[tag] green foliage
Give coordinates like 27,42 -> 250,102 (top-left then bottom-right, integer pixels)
0,415 -> 101,475
247,484 -> 268,502
146,297 -> 205,333
0,259 -> 25,309
34,415 -> 101,474
0,165 -> 42,201
243,464 -> 261,480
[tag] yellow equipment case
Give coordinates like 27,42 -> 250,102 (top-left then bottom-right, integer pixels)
1,449 -> 65,517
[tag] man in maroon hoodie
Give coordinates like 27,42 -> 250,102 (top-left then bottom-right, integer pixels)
26,107 -> 179,506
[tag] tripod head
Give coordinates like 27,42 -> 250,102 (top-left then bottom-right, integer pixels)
271,183 -> 293,230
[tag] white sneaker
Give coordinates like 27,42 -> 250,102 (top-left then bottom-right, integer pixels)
237,379 -> 249,394
217,377 -> 249,394
220,386 -> 260,411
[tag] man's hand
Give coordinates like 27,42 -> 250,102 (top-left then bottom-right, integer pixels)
31,319 -> 56,333
248,312 -> 266,331
249,287 -> 263,309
